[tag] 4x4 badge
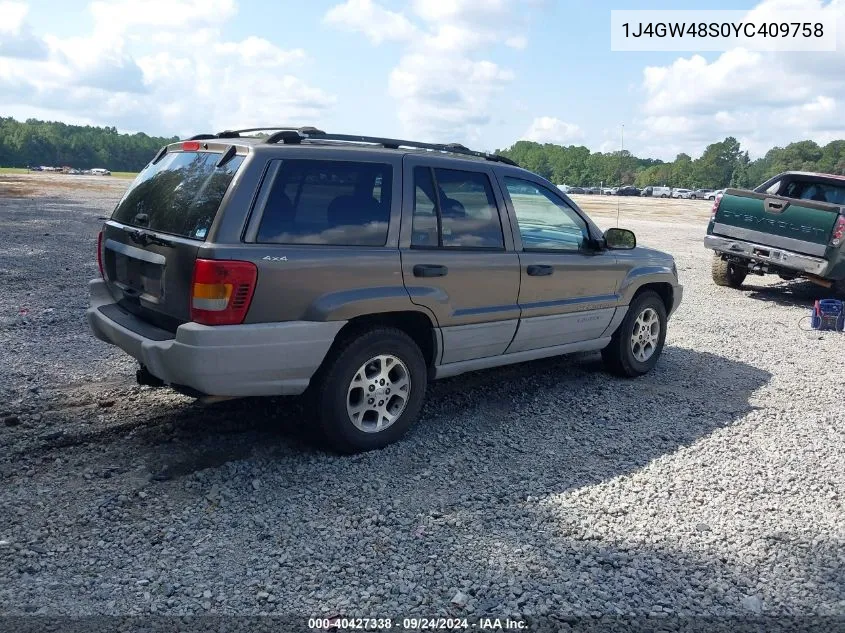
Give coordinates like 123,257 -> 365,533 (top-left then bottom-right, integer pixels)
262,256 -> 287,261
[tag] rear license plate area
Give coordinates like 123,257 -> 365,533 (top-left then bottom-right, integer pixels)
113,253 -> 164,300
753,247 -> 786,262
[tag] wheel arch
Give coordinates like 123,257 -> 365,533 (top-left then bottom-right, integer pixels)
324,310 -> 439,373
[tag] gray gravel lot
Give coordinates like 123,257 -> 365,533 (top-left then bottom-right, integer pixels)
0,175 -> 843,629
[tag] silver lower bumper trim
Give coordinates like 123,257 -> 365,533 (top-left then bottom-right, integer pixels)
704,234 -> 829,276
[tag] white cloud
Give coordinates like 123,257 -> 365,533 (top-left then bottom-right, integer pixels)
522,117 -> 585,144
633,0 -> 845,159
323,0 -> 417,44
0,1 -> 335,136
0,1 -> 47,59
325,0 -> 530,144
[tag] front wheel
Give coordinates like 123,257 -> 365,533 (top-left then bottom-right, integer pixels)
602,291 -> 668,378
311,328 -> 427,453
711,254 -> 747,288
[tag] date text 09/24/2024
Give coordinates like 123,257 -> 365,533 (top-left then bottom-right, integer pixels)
307,617 -> 528,630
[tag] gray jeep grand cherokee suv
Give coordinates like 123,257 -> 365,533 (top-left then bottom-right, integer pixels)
87,128 -> 682,452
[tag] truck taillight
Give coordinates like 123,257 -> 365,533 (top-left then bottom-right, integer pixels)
190,259 -> 257,325
97,230 -> 105,279
832,214 -> 845,247
710,193 -> 723,219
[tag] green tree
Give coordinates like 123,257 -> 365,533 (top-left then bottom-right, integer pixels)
730,151 -> 752,188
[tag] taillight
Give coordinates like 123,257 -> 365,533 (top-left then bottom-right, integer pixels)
831,214 -> 845,247
97,230 -> 105,279
190,259 -> 257,325
710,193 -> 723,219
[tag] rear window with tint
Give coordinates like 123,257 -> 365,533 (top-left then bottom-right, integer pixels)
783,179 -> 845,205
112,151 -> 244,240
257,160 -> 392,246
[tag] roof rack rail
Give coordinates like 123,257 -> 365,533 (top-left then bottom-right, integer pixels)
263,130 -> 518,166
183,127 -> 324,140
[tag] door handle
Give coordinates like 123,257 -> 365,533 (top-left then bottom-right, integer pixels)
413,264 -> 448,278
526,264 -> 553,276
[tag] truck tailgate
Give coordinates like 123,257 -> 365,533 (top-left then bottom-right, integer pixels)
713,188 -> 839,257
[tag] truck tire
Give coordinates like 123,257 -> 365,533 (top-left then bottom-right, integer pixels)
602,291 -> 667,378
711,255 -> 747,288
832,279 -> 845,299
311,328 -> 427,454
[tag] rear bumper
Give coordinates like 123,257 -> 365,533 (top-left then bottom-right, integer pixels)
86,279 -> 345,397
704,234 -> 830,276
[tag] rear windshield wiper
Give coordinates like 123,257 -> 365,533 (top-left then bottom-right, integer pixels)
126,228 -> 173,248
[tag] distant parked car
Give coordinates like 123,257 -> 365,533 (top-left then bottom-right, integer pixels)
617,186 -> 641,196
557,185 -> 571,194
90,168 -> 111,176
707,189 -> 724,200
585,187 -> 601,195
567,186 -> 586,194
601,187 -> 615,195
28,165 -> 42,172
608,187 -> 619,195
672,189 -> 692,199
648,186 -> 671,198
689,189 -> 712,200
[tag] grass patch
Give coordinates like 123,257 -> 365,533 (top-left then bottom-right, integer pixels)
0,167 -> 28,174
111,171 -> 138,179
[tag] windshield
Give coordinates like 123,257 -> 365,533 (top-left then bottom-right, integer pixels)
112,150 -> 244,240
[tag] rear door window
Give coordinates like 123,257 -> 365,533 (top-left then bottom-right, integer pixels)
257,160 -> 392,246
410,167 -> 504,249
112,151 -> 244,240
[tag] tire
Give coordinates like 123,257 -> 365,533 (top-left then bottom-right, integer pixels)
310,328 -> 427,454
602,291 -> 667,378
711,254 -> 747,288
832,279 -> 845,299
690,194 -> 697,199
660,194 -> 668,198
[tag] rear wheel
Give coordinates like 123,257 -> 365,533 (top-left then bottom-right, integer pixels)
311,328 -> 427,453
711,254 -> 747,288
602,291 -> 667,377
660,194 -> 669,198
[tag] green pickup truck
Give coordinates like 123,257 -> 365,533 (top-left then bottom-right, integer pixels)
704,171 -> 845,295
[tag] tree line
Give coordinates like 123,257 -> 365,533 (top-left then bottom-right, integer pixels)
0,117 -> 178,172
2,117 -> 845,187
497,137 -> 845,190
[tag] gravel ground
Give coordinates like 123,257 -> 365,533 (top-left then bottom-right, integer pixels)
1,174 -> 843,630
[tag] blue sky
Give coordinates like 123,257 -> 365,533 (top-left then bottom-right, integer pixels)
2,0 -> 843,161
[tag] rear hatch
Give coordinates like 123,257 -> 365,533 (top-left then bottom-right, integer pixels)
713,179 -> 843,257
100,142 -> 246,331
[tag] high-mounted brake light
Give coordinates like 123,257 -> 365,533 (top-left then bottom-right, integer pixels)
190,259 -> 257,325
831,213 -> 845,247
97,230 -> 105,279
710,193 -> 723,219
182,141 -> 201,151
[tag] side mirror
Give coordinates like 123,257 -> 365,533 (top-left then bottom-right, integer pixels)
604,227 -> 636,249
